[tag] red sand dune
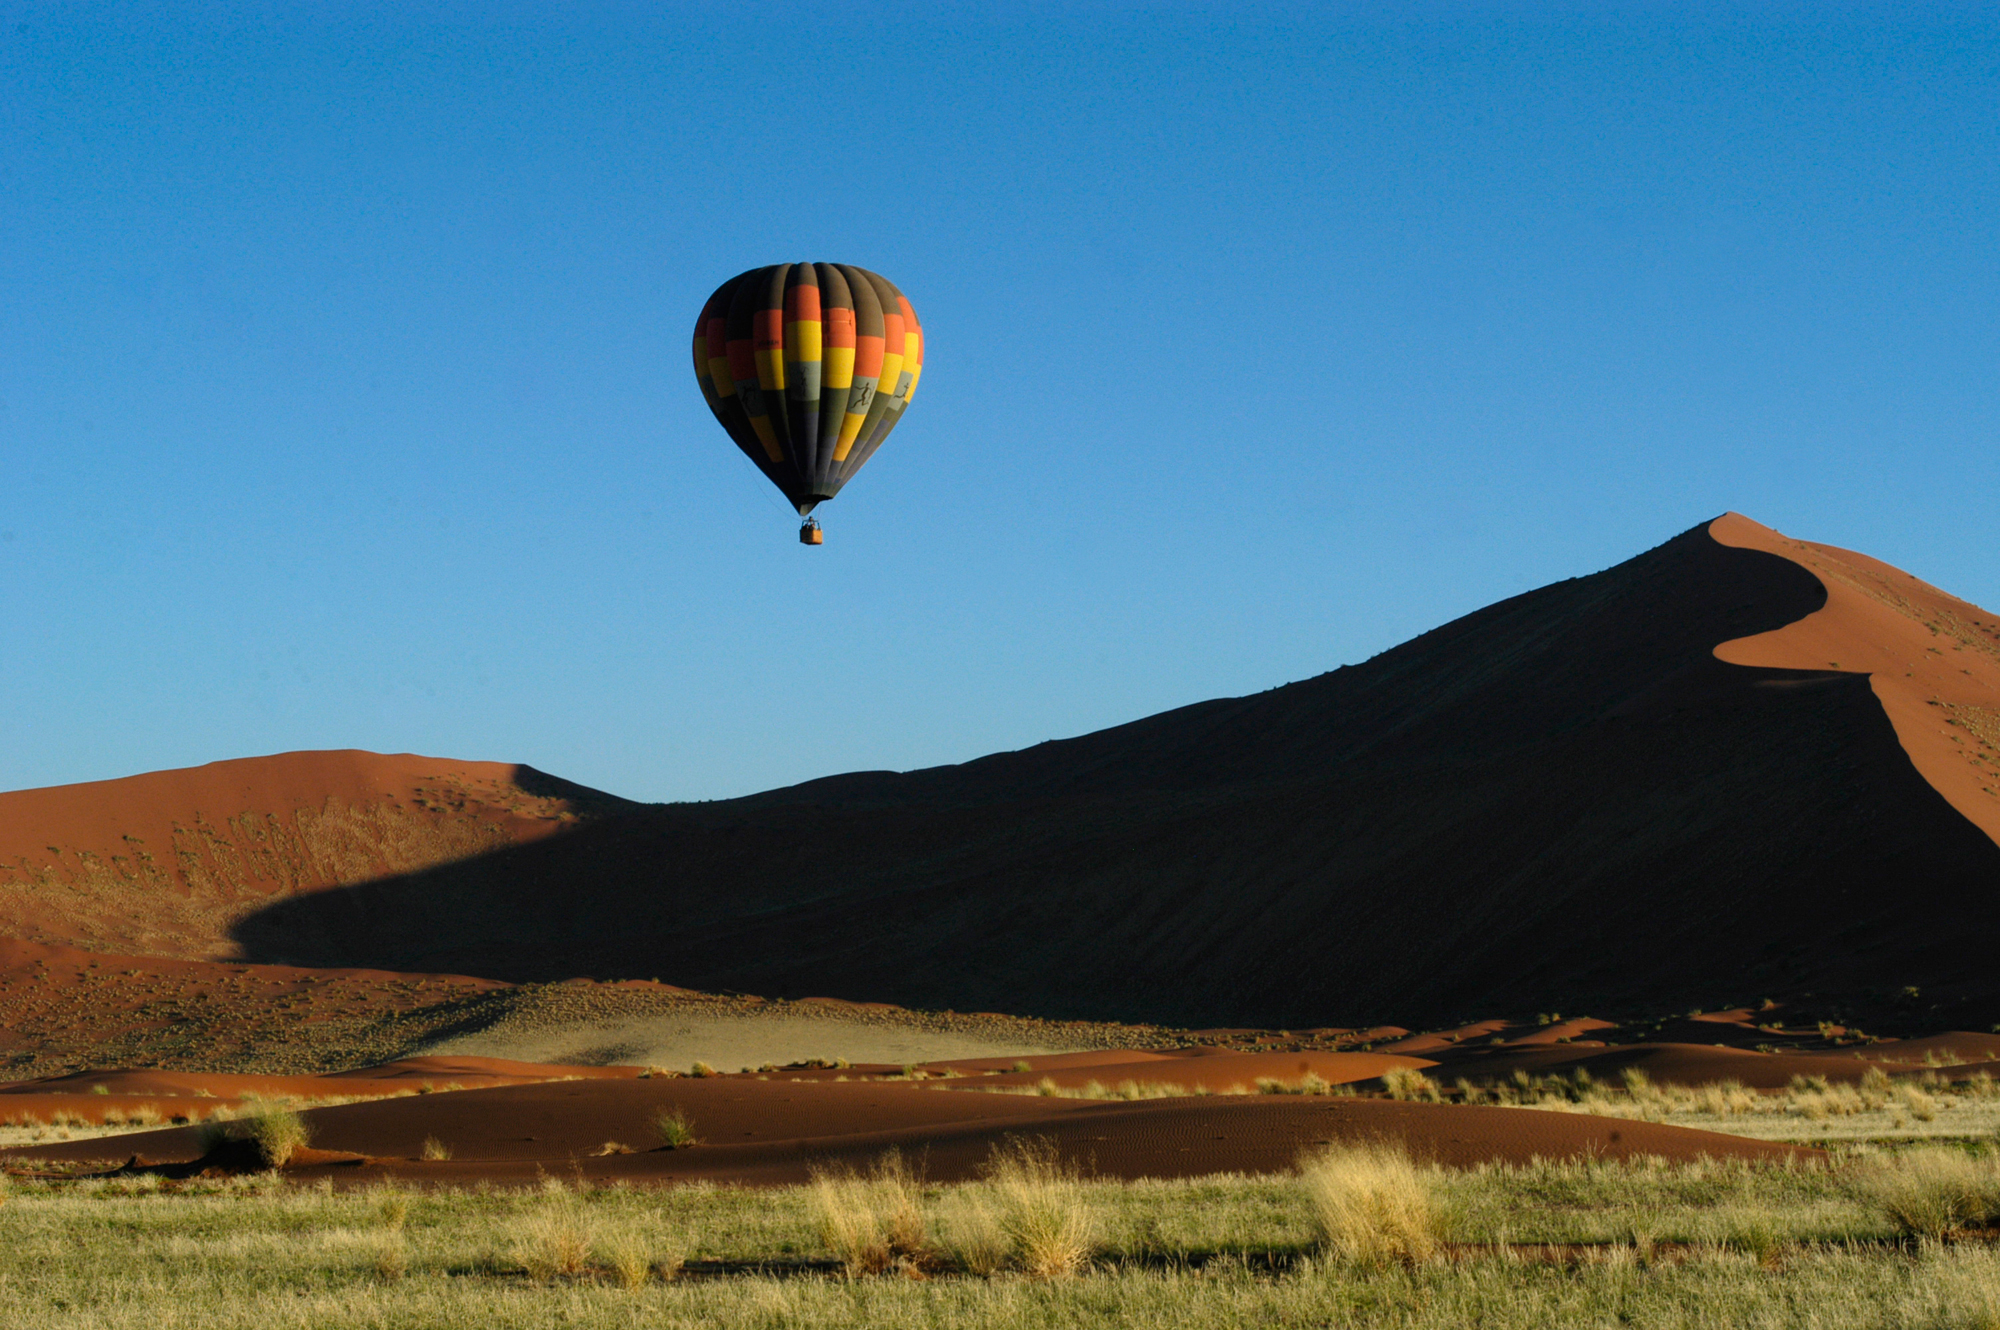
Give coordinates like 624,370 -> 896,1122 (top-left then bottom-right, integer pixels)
0,752 -> 631,959
0,1057 -> 640,1126
1713,514 -> 2000,845
2,1070 -> 1810,1187
211,515 -> 2000,1031
903,1050 -> 1436,1093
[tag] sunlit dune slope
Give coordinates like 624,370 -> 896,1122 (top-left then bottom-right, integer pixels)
1711,513 -> 2000,842
220,516 -> 2000,1029
0,751 -> 635,958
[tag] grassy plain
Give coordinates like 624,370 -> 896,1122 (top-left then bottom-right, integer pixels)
4,1145 -> 1999,1328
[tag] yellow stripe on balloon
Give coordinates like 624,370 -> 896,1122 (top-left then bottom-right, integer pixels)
708,355 -> 736,397
902,361 -> 922,404
754,349 -> 785,392
748,413 -> 782,461
786,321 -> 822,362
823,346 -> 855,389
876,348 -> 904,402
834,400 -> 871,459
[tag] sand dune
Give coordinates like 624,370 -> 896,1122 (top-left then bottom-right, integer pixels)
2,1063 -> 1810,1187
1713,513 -> 2000,845
0,752 -> 630,959
208,516 -> 2000,1030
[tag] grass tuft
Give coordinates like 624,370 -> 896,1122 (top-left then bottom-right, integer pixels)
810,1149 -> 931,1276
1299,1140 -> 1443,1265
510,1195 -> 593,1281
984,1137 -> 1098,1278
652,1108 -> 697,1149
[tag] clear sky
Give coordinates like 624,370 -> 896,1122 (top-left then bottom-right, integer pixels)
3,3 -> 1995,802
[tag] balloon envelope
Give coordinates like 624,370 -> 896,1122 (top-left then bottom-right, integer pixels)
692,263 -> 925,516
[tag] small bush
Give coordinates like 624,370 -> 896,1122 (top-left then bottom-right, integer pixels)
420,1135 -> 452,1161
512,1196 -> 593,1281
652,1108 -> 697,1149
243,1107 -> 312,1167
1383,1068 -> 1439,1102
811,1149 -> 931,1276
1299,1141 -> 1442,1265
985,1138 -> 1097,1278
689,1061 -> 717,1078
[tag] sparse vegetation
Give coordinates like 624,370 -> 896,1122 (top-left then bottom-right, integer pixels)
0,1145 -> 1994,1324
1856,1146 -> 2000,1237
810,1149 -> 932,1276
982,1137 -> 1099,1277
241,1105 -> 312,1167
652,1107 -> 697,1149
420,1135 -> 452,1161
1298,1141 -> 1442,1265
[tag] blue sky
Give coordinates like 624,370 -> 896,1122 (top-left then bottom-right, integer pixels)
3,3 -> 1995,802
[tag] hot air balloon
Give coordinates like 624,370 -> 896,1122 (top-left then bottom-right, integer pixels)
692,263 -> 925,545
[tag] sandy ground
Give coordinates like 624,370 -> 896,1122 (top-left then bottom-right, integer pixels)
414,1011 -> 1076,1072
0,1049 -> 1815,1188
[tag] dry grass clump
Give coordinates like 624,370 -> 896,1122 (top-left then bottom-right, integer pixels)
510,1192 -> 594,1281
1382,1067 -> 1441,1102
652,1107 -> 697,1149
244,1106 -> 312,1166
810,1149 -> 931,1276
809,1140 -> 1098,1278
1299,1140 -> 1443,1265
196,1105 -> 312,1167
1856,1147 -> 2000,1238
981,1137 -> 1098,1278
420,1135 -> 452,1161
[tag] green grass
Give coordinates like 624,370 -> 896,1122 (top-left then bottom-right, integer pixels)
0,1147 -> 1991,1327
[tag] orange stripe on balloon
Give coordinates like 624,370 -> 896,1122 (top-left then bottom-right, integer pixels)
785,283 -> 821,321
854,335 -> 885,379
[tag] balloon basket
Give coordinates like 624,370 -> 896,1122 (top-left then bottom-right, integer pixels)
799,519 -> 824,546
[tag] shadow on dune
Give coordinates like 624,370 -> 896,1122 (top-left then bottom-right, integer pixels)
232,521 -> 2000,1028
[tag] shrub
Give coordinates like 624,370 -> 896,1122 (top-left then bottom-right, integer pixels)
511,1196 -> 593,1281
985,1138 -> 1097,1278
420,1135 -> 452,1161
810,1149 -> 931,1276
689,1061 -> 717,1078
652,1108 -> 697,1149
1299,1141 -> 1442,1265
243,1107 -> 312,1167
1383,1067 -> 1439,1102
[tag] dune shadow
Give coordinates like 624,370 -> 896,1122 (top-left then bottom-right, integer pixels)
231,523 -> 2000,1029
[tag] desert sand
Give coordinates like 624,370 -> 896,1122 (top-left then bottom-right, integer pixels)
1712,512 -> 2000,844
185,517 -> 2000,1030
2,1047 -> 1813,1188
0,752 -> 626,959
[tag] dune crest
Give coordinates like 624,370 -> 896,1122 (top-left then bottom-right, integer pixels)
1711,514 -> 2000,847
